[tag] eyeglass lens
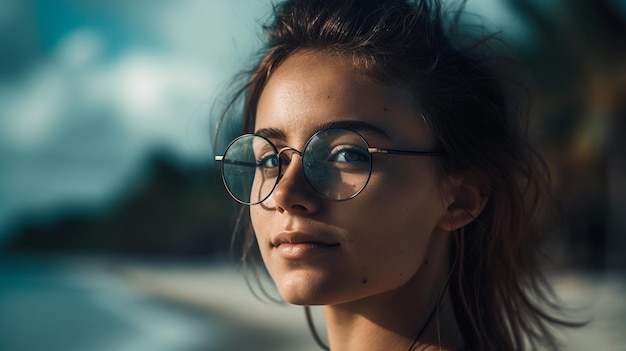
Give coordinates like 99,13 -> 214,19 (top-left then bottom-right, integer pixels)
220,129 -> 373,205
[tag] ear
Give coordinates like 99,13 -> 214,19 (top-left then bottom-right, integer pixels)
437,171 -> 490,232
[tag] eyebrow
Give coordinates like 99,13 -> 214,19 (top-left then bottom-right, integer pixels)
254,120 -> 389,140
254,127 -> 286,140
318,120 -> 389,137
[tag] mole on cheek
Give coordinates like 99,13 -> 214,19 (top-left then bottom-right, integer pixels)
361,278 -> 368,284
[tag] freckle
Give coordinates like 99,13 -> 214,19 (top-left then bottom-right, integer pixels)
383,107 -> 388,112
361,278 -> 368,284
424,260 -> 429,266
327,95 -> 331,99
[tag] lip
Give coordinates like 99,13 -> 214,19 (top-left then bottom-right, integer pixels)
271,231 -> 339,259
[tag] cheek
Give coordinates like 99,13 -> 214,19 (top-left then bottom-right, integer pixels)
349,208 -> 432,267
260,193 -> 276,208
344,170 -> 443,264
249,205 -> 271,249
342,207 -> 426,249
250,193 -> 274,223
334,223 -> 429,300
356,167 -> 443,231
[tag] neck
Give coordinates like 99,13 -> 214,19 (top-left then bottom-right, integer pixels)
321,234 -> 464,351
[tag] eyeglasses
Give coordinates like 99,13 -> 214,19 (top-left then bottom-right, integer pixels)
215,128 -> 441,205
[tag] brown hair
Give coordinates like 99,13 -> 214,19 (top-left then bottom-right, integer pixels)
215,0 -> 580,349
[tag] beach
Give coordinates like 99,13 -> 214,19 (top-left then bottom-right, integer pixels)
1,254 -> 624,351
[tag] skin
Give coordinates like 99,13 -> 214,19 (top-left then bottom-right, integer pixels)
250,51 -> 468,350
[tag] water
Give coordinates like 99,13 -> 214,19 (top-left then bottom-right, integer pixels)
0,254 -> 226,351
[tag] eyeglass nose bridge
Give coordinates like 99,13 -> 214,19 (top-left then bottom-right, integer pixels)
276,146 -> 303,178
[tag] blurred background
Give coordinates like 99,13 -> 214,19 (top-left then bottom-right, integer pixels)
0,0 -> 624,350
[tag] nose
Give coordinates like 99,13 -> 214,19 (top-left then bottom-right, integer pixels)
269,148 -> 320,214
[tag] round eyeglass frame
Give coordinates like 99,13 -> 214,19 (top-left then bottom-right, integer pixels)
214,128 -> 442,205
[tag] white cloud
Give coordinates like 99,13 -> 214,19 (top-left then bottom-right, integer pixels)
0,28 -> 105,150
0,68 -> 69,149
55,28 -> 106,69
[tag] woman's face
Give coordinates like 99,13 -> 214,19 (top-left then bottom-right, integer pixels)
251,51 -> 452,306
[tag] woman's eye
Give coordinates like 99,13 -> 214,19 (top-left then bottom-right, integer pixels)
257,154 -> 279,168
328,146 -> 369,163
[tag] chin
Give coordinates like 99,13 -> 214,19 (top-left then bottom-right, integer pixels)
281,292 -> 335,306
277,280 -> 323,305
273,271 -> 338,306
282,295 -> 314,306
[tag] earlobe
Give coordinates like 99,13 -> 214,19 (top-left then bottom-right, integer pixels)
437,172 -> 490,232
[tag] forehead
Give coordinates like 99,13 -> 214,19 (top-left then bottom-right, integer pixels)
254,51 -> 431,146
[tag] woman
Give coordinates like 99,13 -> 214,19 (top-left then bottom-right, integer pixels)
215,0 -> 576,349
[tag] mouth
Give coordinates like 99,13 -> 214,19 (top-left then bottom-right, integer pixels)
271,231 -> 339,247
271,231 -> 339,259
